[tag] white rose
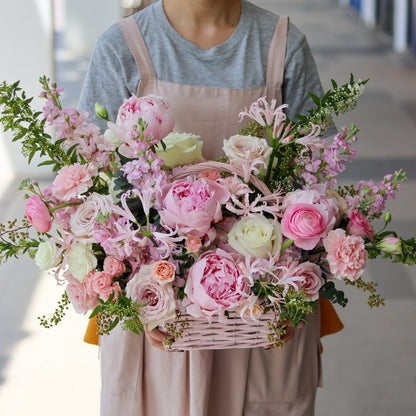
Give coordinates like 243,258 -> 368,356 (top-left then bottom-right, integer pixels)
228,215 -> 282,259
67,243 -> 97,282
223,134 -> 272,163
155,132 -> 203,167
35,241 -> 61,270
69,193 -> 113,242
103,128 -> 124,147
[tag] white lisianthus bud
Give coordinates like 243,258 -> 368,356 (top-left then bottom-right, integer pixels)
35,241 -> 61,270
67,243 -> 97,282
155,132 -> 203,167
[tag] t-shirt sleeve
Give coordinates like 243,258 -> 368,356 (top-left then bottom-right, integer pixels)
78,24 -> 138,132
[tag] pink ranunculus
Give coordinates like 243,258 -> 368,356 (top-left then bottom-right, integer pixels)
185,235 -> 202,253
103,256 -> 126,278
151,260 -> 176,285
159,178 -> 230,238
66,276 -> 97,314
197,169 -> 221,181
281,203 -> 333,250
109,95 -> 174,157
290,262 -> 324,301
52,163 -> 93,201
347,209 -> 374,241
25,194 -> 52,233
323,228 -> 368,281
184,249 -> 250,319
126,264 -> 176,329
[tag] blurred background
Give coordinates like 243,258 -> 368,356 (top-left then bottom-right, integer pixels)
0,0 -> 415,415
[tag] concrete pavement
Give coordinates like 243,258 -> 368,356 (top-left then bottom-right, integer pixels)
0,0 -> 415,415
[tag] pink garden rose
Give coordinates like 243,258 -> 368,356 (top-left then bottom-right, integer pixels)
150,260 -> 176,285
126,264 -> 176,329
185,235 -> 202,253
347,209 -> 374,240
108,95 -> 174,157
25,194 -> 52,233
52,163 -> 93,201
103,256 -> 126,277
66,276 -> 97,314
159,178 -> 230,238
184,249 -> 250,319
281,189 -> 337,250
290,262 -> 324,301
323,228 -> 368,281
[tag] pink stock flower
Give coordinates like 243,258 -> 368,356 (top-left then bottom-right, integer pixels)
25,194 -> 52,233
184,249 -> 250,319
323,229 -> 368,281
52,163 -> 93,201
126,264 -> 176,329
159,178 -> 230,238
108,95 -> 174,157
103,256 -> 126,278
347,209 -> 374,240
290,262 -> 324,301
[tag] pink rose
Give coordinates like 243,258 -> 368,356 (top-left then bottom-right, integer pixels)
52,163 -> 93,201
99,281 -> 122,302
323,229 -> 368,281
184,249 -> 250,319
109,95 -> 174,157
281,203 -> 334,250
347,209 -> 374,240
159,178 -> 230,238
185,235 -> 202,253
66,276 -> 98,314
197,169 -> 221,181
290,262 -> 324,301
150,260 -> 176,284
25,194 -> 52,233
103,256 -> 126,277
126,264 -> 176,329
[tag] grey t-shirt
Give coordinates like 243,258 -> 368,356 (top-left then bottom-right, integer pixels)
79,0 -> 325,132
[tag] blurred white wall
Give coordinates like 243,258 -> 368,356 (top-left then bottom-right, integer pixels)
0,0 -> 55,188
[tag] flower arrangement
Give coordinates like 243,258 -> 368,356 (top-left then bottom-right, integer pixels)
0,75 -> 415,349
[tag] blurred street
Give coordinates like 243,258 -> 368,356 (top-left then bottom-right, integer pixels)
0,0 -> 415,415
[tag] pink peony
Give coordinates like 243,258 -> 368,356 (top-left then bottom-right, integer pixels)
281,203 -> 334,250
347,209 -> 374,240
290,262 -> 324,301
25,194 -> 52,233
159,178 -> 230,238
52,163 -> 93,201
108,95 -> 174,157
323,228 -> 368,281
103,256 -> 126,277
126,264 -> 176,329
184,249 -> 250,319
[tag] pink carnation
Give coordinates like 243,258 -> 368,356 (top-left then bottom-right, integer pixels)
25,194 -> 52,233
159,178 -> 230,238
184,249 -> 250,319
52,163 -> 93,201
347,209 -> 374,241
323,229 -> 368,281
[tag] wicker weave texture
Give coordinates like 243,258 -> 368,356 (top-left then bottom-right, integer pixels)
163,311 -> 276,351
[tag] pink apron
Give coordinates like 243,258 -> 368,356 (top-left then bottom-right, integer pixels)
99,15 -> 322,416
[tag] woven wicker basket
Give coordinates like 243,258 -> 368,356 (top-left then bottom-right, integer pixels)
163,311 -> 278,351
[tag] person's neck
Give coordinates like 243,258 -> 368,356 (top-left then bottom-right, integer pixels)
162,0 -> 242,49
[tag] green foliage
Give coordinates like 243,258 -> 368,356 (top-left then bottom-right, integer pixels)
0,77 -> 73,171
38,292 -> 70,328
319,280 -> 348,307
90,293 -> 145,336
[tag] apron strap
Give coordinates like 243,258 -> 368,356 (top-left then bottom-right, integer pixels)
118,16 -> 156,81
265,15 -> 288,103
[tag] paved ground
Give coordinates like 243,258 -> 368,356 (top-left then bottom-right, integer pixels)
0,0 -> 415,415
